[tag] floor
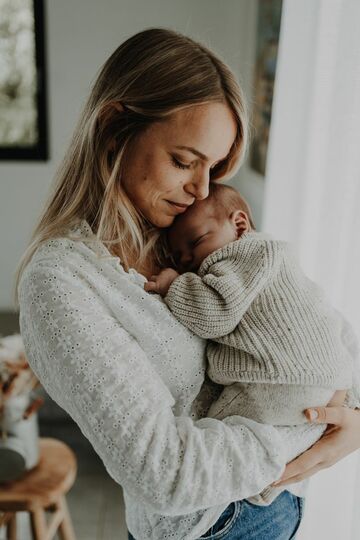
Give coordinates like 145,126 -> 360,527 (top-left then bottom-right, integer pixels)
0,420 -> 129,540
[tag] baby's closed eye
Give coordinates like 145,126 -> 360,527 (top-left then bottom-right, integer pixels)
192,233 -> 209,247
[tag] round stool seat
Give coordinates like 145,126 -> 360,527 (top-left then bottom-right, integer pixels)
0,438 -> 77,540
0,438 -> 77,511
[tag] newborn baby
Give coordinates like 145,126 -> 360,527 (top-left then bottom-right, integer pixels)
145,183 -> 360,504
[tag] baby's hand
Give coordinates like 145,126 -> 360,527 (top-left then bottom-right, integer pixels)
144,268 -> 180,297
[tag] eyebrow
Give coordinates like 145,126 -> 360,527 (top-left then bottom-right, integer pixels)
175,145 -> 226,163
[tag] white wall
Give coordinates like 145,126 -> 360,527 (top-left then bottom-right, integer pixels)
0,0 -> 259,310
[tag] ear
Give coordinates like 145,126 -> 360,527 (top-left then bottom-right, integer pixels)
98,101 -> 125,124
230,210 -> 251,238
98,102 -> 125,152
110,101 -> 125,114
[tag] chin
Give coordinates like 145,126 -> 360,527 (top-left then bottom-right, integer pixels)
151,214 -> 175,228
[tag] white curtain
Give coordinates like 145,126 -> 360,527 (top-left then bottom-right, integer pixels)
262,0 -> 360,538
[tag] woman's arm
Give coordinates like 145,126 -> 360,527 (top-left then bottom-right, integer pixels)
19,260 -> 287,515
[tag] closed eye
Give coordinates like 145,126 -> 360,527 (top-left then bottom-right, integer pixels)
210,160 -> 226,178
192,233 -> 208,247
171,156 -> 191,170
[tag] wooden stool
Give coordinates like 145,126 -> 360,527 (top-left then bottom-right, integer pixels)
0,437 -> 77,540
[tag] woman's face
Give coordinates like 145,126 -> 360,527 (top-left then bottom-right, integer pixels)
121,102 -> 237,227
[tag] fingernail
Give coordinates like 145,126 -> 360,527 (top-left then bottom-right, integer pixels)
308,409 -> 319,420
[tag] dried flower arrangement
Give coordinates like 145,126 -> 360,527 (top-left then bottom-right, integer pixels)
0,334 -> 44,439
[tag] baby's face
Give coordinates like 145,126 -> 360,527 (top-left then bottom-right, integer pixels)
167,201 -> 238,273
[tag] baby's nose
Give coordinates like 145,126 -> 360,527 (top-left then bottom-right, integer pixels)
180,253 -> 193,271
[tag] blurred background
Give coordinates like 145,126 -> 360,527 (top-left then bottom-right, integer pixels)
0,0 -> 359,538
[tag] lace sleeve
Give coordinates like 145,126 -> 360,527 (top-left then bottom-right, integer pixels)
19,260 -> 287,515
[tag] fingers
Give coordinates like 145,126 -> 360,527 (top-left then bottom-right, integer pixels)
304,405 -> 348,425
274,409 -> 360,487
327,389 -> 347,407
272,425 -> 347,486
144,281 -> 158,293
323,424 -> 338,435
273,462 -> 325,486
272,444 -> 322,486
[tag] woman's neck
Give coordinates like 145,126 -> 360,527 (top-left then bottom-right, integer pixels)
108,236 -> 164,280
134,262 -> 161,280
118,255 -> 161,280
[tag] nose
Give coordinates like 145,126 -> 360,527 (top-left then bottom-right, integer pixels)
184,169 -> 210,200
180,252 -> 193,271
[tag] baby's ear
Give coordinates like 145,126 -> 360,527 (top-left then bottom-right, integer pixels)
230,210 -> 251,238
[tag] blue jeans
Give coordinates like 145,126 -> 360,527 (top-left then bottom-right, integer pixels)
128,491 -> 304,539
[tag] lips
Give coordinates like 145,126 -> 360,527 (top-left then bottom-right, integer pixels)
166,200 -> 193,212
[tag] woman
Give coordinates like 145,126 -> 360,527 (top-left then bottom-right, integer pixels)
16,28 -> 360,540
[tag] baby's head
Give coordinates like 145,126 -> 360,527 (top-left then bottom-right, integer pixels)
167,184 -> 254,272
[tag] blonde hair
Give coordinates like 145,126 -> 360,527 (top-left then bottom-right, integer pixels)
14,27 -> 250,304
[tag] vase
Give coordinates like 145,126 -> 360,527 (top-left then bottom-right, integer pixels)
0,393 -> 40,483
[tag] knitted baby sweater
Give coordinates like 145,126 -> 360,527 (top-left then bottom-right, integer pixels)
165,231 -> 360,505
165,231 -> 357,394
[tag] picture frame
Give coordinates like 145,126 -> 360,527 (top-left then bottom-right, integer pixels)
0,0 -> 48,161
250,0 -> 283,176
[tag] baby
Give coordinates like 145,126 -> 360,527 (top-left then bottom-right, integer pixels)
145,183 -> 360,504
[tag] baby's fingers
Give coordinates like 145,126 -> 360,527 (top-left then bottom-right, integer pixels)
144,281 -> 158,293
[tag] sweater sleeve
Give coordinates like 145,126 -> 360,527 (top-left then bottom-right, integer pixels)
19,261 -> 287,515
165,238 -> 283,339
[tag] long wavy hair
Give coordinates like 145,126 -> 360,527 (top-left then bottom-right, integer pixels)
14,27 -> 250,303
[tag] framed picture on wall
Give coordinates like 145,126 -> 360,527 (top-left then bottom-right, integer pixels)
0,0 -> 48,161
250,0 -> 282,176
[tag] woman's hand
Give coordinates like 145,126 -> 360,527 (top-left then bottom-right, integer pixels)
272,391 -> 360,486
144,268 -> 180,297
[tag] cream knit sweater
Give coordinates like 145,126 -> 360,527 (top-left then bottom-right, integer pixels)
165,231 -> 360,504
165,231 -> 357,392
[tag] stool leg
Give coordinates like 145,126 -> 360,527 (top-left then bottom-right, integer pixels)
30,508 -> 47,540
57,496 -> 76,540
6,514 -> 16,540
